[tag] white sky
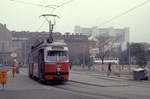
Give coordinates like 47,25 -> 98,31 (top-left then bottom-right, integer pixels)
0,0 -> 150,43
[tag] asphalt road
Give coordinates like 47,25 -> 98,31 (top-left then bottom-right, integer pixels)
0,68 -> 150,99
0,71 -> 101,99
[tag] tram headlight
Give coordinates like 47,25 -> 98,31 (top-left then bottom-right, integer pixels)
56,67 -> 61,72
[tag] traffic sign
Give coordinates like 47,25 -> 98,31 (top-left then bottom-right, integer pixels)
11,53 -> 17,57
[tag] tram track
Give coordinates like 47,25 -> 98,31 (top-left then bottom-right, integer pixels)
45,81 -> 128,99
69,80 -> 129,87
20,69 -> 129,99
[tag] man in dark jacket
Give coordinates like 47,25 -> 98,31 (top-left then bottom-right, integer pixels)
107,63 -> 112,76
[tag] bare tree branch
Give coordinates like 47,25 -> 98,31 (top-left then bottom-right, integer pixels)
95,35 -> 119,64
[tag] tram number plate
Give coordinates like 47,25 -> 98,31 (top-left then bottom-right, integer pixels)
54,77 -> 63,80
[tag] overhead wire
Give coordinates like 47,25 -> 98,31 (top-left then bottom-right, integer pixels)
35,0 -> 75,32
10,0 -> 74,13
48,0 -> 75,13
10,0 -> 57,9
99,0 -> 150,27
10,0 -> 75,32
35,19 -> 46,32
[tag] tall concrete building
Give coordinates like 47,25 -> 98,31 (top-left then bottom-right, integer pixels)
0,23 -> 12,65
74,26 -> 129,51
74,26 -> 93,36
94,27 -> 129,51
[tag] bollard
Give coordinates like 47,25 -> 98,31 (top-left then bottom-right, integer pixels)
12,67 -> 16,78
0,71 -> 7,90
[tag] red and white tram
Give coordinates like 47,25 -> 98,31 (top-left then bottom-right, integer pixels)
28,40 -> 69,82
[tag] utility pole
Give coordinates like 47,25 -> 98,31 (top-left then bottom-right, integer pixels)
82,43 -> 86,68
128,32 -> 131,77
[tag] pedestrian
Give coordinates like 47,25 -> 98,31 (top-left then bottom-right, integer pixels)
107,63 -> 112,76
69,62 -> 72,70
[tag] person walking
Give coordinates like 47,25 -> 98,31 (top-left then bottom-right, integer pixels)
69,62 -> 72,70
107,63 -> 112,76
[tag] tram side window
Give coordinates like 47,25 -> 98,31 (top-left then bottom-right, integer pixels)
39,49 -> 44,62
33,51 -> 38,63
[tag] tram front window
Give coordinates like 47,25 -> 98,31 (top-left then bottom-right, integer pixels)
46,51 -> 68,62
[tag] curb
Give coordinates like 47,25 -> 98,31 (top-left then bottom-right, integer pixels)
71,70 -> 130,80
69,80 -> 129,87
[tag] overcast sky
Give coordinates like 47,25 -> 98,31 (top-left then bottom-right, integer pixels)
0,0 -> 150,43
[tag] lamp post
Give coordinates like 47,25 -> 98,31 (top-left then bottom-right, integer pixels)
128,32 -> 131,77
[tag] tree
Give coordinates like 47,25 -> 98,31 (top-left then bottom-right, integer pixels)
78,53 -> 92,66
95,35 -> 118,64
120,43 -> 149,67
130,43 -> 147,67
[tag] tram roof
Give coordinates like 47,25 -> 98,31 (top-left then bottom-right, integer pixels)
49,41 -> 67,46
31,40 -> 67,51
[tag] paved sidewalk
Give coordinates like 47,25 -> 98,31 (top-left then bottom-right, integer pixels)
0,70 -> 42,91
71,66 -> 132,80
69,70 -> 129,87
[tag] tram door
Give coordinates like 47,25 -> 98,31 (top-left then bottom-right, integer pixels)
38,49 -> 44,79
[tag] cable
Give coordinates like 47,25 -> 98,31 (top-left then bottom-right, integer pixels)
35,20 -> 46,32
10,0 -> 56,9
44,0 -> 61,3
99,0 -> 150,26
10,0 -> 74,13
58,0 -> 74,7
50,0 -> 75,13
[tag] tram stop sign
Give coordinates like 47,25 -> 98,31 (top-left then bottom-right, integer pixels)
0,71 -> 7,84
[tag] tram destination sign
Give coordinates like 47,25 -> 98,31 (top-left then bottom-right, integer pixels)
52,46 -> 64,50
